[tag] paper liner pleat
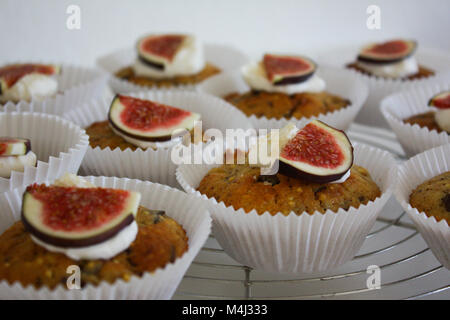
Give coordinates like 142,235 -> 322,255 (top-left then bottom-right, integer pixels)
316,47 -> 450,127
176,143 -> 395,273
0,64 -> 107,116
395,144 -> 450,269
63,91 -> 253,188
0,176 -> 211,299
381,82 -> 450,156
0,112 -> 88,192
97,43 -> 249,94
197,66 -> 368,131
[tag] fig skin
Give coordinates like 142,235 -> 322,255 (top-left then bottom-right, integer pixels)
357,40 -> 417,65
137,55 -> 165,70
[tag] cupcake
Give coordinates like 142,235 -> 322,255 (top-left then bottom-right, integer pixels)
198,54 -> 368,130
318,39 -> 450,127
381,84 -> 450,156
63,91 -> 253,187
98,34 -> 248,93
396,144 -> 450,269
0,112 -> 88,192
177,121 -> 396,273
0,174 -> 211,299
0,63 -> 107,116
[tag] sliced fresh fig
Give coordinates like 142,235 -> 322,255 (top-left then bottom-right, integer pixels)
263,54 -> 316,85
0,137 -> 31,156
428,91 -> 450,110
0,64 -> 60,95
137,34 -> 186,70
21,184 -> 141,248
357,40 -> 416,64
108,94 -> 201,141
278,120 -> 353,183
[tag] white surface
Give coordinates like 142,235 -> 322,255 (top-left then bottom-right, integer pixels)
1,0 -> 449,67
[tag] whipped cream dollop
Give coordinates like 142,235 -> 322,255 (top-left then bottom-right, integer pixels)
133,35 -> 205,78
0,151 -> 37,178
0,73 -> 58,103
356,56 -> 419,79
30,173 -> 139,261
435,109 -> 450,133
242,61 -> 326,95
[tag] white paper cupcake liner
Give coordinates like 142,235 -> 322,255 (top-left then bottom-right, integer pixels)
0,176 -> 211,299
381,82 -> 450,157
63,91 -> 254,188
0,63 -> 108,116
395,144 -> 450,269
197,66 -> 368,131
317,46 -> 450,128
176,143 -> 396,273
97,43 -> 249,94
0,112 -> 89,192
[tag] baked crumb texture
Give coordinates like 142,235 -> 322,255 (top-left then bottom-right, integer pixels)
403,111 -> 446,133
224,91 -> 350,120
115,63 -> 221,88
197,164 -> 381,216
409,171 -> 450,224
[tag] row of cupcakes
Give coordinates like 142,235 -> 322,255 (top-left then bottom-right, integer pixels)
0,115 -> 448,298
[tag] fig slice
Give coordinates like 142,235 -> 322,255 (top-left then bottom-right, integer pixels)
278,120 -> 353,183
137,34 -> 186,70
263,54 -> 316,85
0,64 -> 60,94
108,94 -> 200,141
21,184 -> 141,248
357,39 -> 416,64
0,137 -> 31,156
428,91 -> 450,110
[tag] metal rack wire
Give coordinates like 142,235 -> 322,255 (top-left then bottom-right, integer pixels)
173,124 -> 450,300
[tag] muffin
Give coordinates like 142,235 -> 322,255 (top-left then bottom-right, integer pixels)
403,91 -> 450,134
0,112 -> 88,193
177,121 -> 395,273
381,85 -> 450,156
223,53 -> 350,121
396,144 -> 450,269
114,34 -> 220,88
346,39 -> 434,80
0,174 -> 211,299
409,171 -> 450,224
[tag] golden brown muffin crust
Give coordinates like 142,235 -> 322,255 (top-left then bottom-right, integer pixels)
115,63 -> 221,88
0,207 -> 188,289
403,111 -> 446,133
197,164 -> 381,215
346,63 -> 434,80
224,91 -> 350,120
409,171 -> 450,224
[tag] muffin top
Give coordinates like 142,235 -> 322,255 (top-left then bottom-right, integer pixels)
197,164 -> 381,215
409,171 -> 450,224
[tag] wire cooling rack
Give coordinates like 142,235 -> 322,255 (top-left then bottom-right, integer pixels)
173,123 -> 450,300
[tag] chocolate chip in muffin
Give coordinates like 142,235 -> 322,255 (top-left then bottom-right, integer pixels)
443,194 -> 450,212
257,174 -> 280,186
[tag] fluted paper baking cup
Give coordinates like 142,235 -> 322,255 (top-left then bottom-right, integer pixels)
0,112 -> 89,192
176,143 -> 395,273
63,91 -> 254,188
197,66 -> 368,131
97,43 -> 249,93
395,144 -> 450,269
317,46 -> 450,128
0,64 -> 108,116
381,83 -> 450,157
0,176 -> 211,299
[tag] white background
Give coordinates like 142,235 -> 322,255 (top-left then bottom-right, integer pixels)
1,0 -> 449,66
